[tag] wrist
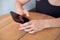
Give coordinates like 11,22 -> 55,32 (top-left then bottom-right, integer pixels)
50,18 -> 60,27
39,19 -> 51,29
45,18 -> 60,28
44,19 -> 58,28
43,19 -> 51,28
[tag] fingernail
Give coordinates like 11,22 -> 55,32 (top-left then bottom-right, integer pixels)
29,31 -> 35,33
20,24 -> 23,27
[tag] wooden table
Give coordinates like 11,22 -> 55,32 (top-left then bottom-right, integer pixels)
0,12 -> 60,40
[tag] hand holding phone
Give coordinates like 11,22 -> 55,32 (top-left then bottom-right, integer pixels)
10,11 -> 29,24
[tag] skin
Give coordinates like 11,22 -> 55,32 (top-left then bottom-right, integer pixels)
15,0 -> 60,33
48,0 -> 60,6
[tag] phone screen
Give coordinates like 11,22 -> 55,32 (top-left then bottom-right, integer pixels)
10,11 -> 29,24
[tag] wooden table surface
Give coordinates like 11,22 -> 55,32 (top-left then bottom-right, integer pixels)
0,12 -> 60,40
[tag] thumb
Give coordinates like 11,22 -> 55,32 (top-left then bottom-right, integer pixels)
24,10 -> 29,17
16,11 -> 24,16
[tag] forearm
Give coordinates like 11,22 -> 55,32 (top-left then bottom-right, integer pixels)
47,18 -> 60,28
15,0 -> 23,12
15,0 -> 29,12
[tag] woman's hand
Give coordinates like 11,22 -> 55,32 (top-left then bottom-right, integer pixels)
17,10 -> 29,17
19,20 -> 50,34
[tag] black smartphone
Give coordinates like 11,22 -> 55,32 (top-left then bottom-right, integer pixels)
10,11 -> 29,24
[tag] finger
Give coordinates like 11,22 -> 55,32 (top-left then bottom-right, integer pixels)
22,22 -> 31,27
18,24 -> 22,29
19,24 -> 23,27
18,27 -> 25,30
24,28 -> 33,32
16,11 -> 23,16
24,10 -> 29,17
28,31 -> 35,34
18,26 -> 31,30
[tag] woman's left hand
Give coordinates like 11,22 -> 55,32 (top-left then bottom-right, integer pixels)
19,20 -> 50,33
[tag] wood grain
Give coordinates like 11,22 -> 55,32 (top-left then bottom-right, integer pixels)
0,21 -> 26,40
0,12 -> 60,40
0,13 -> 26,40
19,12 -> 60,40
0,14 -> 10,20
0,14 -> 12,29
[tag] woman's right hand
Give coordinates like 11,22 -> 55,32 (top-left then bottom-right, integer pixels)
16,10 -> 29,17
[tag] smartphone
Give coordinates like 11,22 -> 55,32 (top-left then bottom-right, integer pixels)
10,11 -> 29,24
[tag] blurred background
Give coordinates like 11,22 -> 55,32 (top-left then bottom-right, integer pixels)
0,0 -> 35,15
